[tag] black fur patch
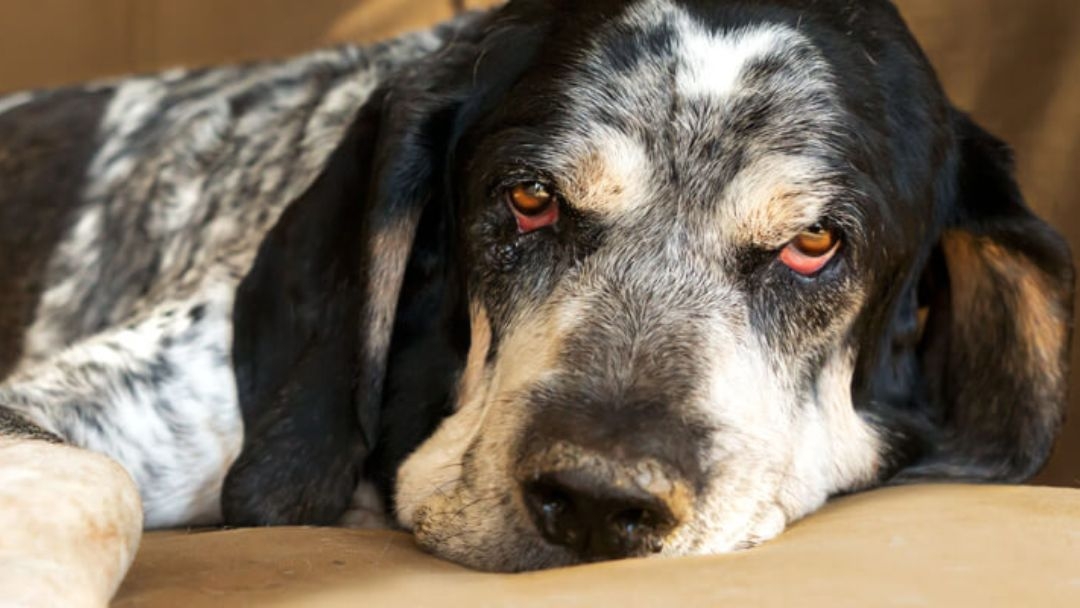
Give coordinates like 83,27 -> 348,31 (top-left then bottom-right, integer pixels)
224,116 -> 376,526
0,89 -> 111,377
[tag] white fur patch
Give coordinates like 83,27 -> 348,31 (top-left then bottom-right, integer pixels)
5,287 -> 243,528
676,25 -> 794,100
782,346 -> 882,518
680,307 -> 880,554
616,0 -> 807,104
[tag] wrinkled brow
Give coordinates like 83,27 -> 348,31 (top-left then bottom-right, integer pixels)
718,155 -> 862,250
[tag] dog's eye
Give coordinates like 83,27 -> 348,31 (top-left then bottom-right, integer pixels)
779,224 -> 840,276
507,182 -> 560,233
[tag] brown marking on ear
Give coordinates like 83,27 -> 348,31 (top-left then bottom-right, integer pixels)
939,231 -> 993,315
363,210 -> 426,379
457,301 -> 493,412
917,306 -> 930,343
942,230 -> 1070,391
900,113 -> 1074,483
920,228 -> 1072,481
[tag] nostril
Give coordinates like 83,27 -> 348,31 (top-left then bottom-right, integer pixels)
539,489 -> 569,519
612,507 -> 648,534
612,508 -> 644,536
610,508 -> 666,554
524,482 -> 584,549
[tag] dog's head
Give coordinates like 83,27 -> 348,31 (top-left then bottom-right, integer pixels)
227,0 -> 1073,571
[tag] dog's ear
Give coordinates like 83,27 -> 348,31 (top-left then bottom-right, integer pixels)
222,42 -> 475,527
222,12 -> 549,525
903,111 -> 1074,482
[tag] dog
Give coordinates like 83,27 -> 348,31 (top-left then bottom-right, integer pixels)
0,0 -> 1073,603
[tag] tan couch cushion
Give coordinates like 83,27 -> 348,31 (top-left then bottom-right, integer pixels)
113,485 -> 1080,607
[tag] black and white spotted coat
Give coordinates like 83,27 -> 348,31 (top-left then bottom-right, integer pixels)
0,20 -> 469,528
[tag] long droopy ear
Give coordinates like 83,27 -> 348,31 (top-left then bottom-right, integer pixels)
222,20 -> 491,525
906,111 -> 1074,482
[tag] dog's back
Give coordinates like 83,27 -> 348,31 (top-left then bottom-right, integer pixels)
0,39 -> 439,378
0,25 -> 464,527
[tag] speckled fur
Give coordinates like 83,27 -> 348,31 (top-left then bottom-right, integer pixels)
0,20 -> 474,528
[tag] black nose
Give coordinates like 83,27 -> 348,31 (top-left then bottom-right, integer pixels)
523,467 -> 679,560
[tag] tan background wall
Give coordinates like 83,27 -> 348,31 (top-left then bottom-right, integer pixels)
0,0 -> 499,93
0,0 -> 1076,486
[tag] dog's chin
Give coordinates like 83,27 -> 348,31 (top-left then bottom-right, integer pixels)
409,490 -> 577,572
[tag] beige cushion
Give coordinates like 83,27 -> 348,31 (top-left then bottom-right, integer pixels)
113,485 -> 1080,607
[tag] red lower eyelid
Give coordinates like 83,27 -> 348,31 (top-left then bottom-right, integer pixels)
513,202 -> 560,233
779,243 -> 838,275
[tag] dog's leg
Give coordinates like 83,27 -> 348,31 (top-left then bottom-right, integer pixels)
0,409 -> 142,608
0,292 -> 240,605
1,290 -> 242,526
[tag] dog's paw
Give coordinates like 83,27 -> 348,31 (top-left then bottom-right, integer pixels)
0,439 -> 143,607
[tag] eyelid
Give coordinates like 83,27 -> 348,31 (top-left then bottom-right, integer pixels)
490,167 -> 558,194
782,216 -> 843,247
492,174 -> 570,208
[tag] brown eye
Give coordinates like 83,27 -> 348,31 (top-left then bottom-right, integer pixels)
506,181 -> 560,233
779,224 -> 840,276
509,182 -> 555,216
790,224 -> 837,257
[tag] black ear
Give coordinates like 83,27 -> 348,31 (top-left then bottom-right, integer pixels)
902,112 -> 1074,482
222,9 -> 548,525
222,98 -> 393,525
222,33 -> 480,526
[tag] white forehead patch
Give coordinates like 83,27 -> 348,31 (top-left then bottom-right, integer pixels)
618,0 -> 811,102
676,25 -> 797,100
